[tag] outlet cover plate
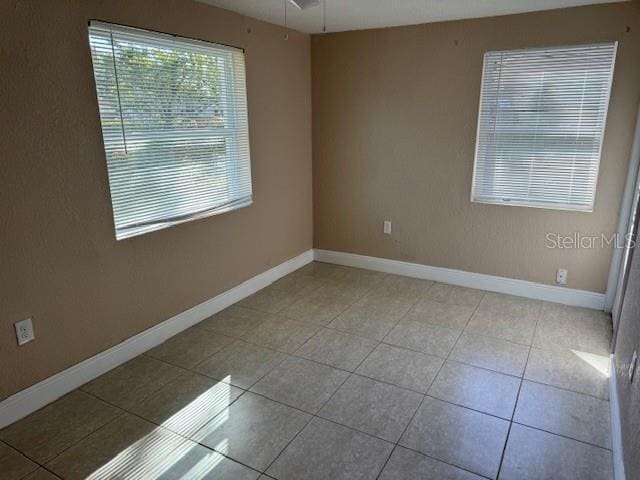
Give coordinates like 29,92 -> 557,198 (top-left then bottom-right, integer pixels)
15,318 -> 35,346
556,268 -> 568,285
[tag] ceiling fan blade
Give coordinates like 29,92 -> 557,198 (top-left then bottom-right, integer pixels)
287,0 -> 320,10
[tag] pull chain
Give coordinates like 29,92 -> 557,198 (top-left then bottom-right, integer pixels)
323,0 -> 326,33
283,0 -> 289,39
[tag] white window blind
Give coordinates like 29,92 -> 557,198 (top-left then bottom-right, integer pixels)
88,21 -> 252,239
471,43 -> 617,211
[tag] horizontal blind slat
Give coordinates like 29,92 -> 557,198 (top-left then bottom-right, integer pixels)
471,42 -> 616,212
89,21 -> 252,239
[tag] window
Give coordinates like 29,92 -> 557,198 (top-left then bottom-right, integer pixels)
471,43 -> 617,211
88,21 -> 252,239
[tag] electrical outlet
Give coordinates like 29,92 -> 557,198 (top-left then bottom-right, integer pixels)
383,220 -> 392,235
556,268 -> 568,285
629,350 -> 638,383
14,318 -> 35,346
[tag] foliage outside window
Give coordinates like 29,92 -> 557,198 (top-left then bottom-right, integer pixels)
89,22 -> 252,239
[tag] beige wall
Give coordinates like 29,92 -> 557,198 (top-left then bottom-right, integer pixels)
0,0 -> 312,400
311,2 -> 640,293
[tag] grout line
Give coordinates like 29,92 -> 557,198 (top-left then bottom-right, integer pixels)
385,444 -> 495,480
247,384 -> 495,480
199,274 -> 613,477
33,407 -> 129,473
4,390 -> 136,474
87,342 -> 614,479
205,306 -> 612,402
215,280 -> 613,479
260,298 -> 393,475
260,274 -> 427,476
375,289 -> 487,479
181,287 -> 613,403
517,377 -> 610,402
78,388 -> 264,476
509,421 -> 613,451
495,301 -> 542,479
3,268 -> 614,479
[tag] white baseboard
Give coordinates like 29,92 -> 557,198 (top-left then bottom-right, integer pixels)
609,354 -> 626,480
314,249 -> 606,310
0,249 -> 314,430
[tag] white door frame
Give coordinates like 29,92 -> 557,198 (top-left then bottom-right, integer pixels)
605,104 -> 640,349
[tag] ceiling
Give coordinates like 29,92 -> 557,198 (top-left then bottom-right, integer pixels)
196,0 -> 626,34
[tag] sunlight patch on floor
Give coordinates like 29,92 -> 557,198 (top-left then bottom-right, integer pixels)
87,377 -> 233,479
571,350 -> 610,377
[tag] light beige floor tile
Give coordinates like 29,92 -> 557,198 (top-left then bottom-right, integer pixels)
48,412 -> 258,480
379,446 -> 484,480
157,446 -> 261,480
533,303 -> 612,355
465,293 -> 541,345
269,273 -> 327,295
0,441 -> 38,480
329,304 -> 405,341
295,328 -> 377,371
146,326 -> 234,369
242,316 -> 319,353
400,397 -> 509,479
3,270 -> 617,480
384,321 -> 461,358
297,262 -> 348,279
250,357 -> 349,413
319,375 -> 423,442
363,274 -> 433,303
428,361 -> 520,419
46,413 -> 177,479
356,343 -> 443,393
449,333 -> 529,377
481,292 -> 541,311
195,392 -> 311,471
195,340 -> 286,389
128,372 -> 243,437
514,380 -> 611,448
499,424 -> 613,480
327,266 -> 386,285
525,348 -> 609,399
0,391 -> 122,464
22,469 -> 61,480
81,355 -> 184,410
198,306 -> 270,337
353,294 -> 414,314
474,292 -> 542,330
238,286 -> 305,313
404,300 -> 475,330
282,291 -> 351,325
315,282 -> 373,302
423,283 -> 485,308
267,417 -> 393,480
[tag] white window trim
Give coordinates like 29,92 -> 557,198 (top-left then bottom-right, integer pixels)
470,42 -> 617,212
89,21 -> 252,240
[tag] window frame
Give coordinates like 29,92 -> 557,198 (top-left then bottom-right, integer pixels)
88,21 -> 252,240
470,42 -> 617,212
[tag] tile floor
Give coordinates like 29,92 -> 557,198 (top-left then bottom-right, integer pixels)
0,262 -> 614,480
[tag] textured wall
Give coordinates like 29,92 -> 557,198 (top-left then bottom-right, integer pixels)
0,0 -> 312,400
615,236 -> 640,479
311,2 -> 640,293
